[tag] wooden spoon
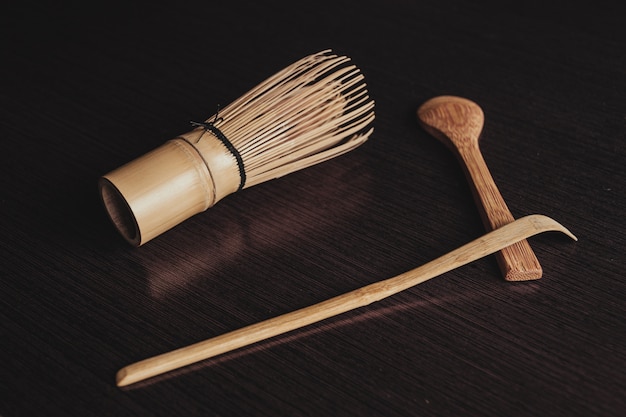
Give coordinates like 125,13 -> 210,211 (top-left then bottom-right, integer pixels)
417,95 -> 542,281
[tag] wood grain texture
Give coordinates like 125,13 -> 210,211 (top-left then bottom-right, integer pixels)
1,1 -> 625,416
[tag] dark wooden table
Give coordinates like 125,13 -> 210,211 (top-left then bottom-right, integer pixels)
2,2 -> 624,416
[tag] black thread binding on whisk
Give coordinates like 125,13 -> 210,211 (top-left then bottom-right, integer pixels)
190,112 -> 246,192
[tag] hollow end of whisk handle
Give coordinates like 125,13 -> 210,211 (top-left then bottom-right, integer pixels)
99,139 -> 217,246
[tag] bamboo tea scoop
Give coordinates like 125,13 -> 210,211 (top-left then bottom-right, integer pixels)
116,215 -> 576,387
417,96 -> 542,281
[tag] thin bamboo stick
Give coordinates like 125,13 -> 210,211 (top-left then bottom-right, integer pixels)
116,215 -> 576,387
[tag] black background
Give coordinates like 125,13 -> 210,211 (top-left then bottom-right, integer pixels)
2,1 -> 625,416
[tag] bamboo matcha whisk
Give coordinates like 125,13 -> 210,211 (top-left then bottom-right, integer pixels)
99,50 -> 375,245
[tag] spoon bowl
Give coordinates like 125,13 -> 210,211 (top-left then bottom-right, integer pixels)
418,96 -> 484,150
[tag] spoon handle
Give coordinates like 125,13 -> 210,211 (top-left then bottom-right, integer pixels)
456,144 -> 543,280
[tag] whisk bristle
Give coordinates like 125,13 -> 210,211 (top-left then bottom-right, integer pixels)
198,49 -> 375,188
